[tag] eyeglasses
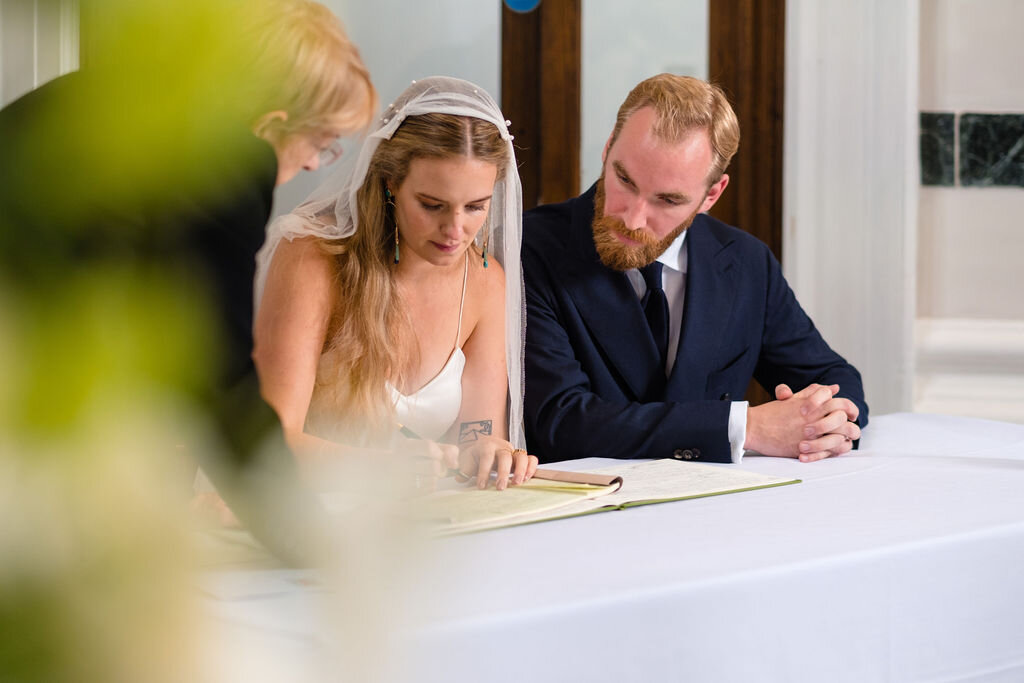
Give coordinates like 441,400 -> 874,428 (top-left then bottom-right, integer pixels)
317,138 -> 344,166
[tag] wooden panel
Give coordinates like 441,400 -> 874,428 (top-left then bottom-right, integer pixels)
501,4 -> 541,210
708,0 -> 785,261
501,0 -> 580,209
709,0 -> 785,405
537,0 -> 580,206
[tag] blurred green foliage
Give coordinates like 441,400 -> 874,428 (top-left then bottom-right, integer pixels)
0,0 -> 286,679
1,264 -> 215,438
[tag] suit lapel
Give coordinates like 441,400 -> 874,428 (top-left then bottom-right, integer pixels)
560,187 -> 664,400
667,217 -> 739,400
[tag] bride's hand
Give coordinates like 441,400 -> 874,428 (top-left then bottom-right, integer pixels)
397,436 -> 458,472
456,437 -> 539,491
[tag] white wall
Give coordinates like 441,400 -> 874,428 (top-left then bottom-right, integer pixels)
918,189 -> 1024,319
915,0 -> 1024,423
272,0 -> 501,217
918,0 -> 1024,321
919,0 -> 1024,113
580,0 -> 707,191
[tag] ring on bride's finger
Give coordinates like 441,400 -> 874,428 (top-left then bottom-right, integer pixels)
454,469 -> 474,481
512,448 -> 527,458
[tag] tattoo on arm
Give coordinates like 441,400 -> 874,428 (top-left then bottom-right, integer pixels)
458,420 -> 493,445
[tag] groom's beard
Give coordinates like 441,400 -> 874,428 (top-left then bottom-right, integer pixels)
591,176 -> 698,271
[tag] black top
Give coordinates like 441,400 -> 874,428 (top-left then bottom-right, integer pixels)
1,71 -> 274,387
0,71 -> 317,563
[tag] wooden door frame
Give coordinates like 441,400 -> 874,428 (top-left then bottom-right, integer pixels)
707,0 -> 786,262
708,0 -> 786,405
501,0 -> 581,209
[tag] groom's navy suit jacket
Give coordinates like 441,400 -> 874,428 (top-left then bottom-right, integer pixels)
523,185 -> 868,463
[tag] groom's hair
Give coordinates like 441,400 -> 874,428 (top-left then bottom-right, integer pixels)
608,74 -> 740,185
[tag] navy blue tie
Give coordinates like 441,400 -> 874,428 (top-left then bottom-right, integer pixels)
640,261 -> 669,369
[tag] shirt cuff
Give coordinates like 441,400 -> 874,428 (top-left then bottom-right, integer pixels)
728,401 -> 749,463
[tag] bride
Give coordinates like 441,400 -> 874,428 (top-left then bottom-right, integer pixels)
254,77 -> 536,491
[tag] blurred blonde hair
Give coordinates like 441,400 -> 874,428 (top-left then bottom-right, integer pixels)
309,113 -> 508,441
247,0 -> 376,136
609,73 -> 740,185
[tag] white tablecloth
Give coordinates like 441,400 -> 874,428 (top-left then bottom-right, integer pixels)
202,413 -> 1024,682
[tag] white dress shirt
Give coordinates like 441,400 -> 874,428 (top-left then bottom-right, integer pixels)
626,230 -> 748,463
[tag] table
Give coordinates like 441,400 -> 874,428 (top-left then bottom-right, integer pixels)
201,413 -> 1024,682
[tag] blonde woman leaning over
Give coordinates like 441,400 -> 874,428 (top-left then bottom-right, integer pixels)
254,77 -> 537,491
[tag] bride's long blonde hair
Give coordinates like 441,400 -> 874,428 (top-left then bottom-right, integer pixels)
308,113 -> 508,442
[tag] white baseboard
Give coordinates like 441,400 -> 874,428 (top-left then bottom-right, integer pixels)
915,318 -> 1024,424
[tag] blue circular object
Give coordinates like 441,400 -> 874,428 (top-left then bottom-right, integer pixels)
504,0 -> 541,13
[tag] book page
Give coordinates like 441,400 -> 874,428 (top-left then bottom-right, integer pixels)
591,459 -> 798,507
350,461 -> 797,536
414,477 -> 620,534
439,460 -> 801,531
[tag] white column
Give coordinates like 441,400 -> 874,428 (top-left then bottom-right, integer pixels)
0,0 -> 78,106
783,0 -> 920,416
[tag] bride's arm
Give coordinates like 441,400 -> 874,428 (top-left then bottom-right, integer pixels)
252,236 -> 341,465
253,237 -> 455,486
455,257 -> 538,489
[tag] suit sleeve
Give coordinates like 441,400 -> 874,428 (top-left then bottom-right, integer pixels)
752,246 -> 870,432
523,243 -> 734,463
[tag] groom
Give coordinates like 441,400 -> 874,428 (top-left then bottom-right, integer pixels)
522,74 -> 868,464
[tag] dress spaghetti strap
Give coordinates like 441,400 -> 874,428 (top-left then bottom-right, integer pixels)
453,250 -> 469,352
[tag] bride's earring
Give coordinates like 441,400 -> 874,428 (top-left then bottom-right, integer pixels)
385,188 -> 399,264
482,231 -> 489,269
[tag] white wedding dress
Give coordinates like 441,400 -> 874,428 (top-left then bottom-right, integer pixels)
386,254 -> 468,441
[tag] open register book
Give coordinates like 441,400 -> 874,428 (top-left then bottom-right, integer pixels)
415,459 -> 800,535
